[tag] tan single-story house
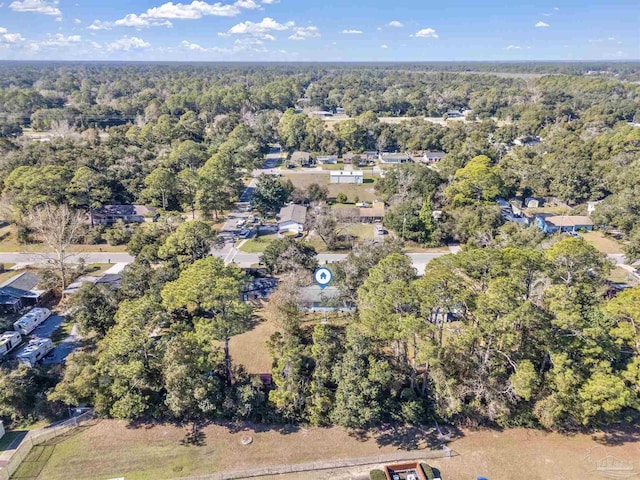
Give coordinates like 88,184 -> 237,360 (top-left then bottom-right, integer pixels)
277,204 -> 307,234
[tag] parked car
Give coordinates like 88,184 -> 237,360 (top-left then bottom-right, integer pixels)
236,219 -> 246,228
238,229 -> 252,239
375,224 -> 387,235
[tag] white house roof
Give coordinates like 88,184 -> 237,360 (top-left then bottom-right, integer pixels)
330,170 -> 363,177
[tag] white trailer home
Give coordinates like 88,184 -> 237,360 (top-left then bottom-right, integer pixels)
16,338 -> 54,367
13,308 -> 52,336
0,331 -> 22,357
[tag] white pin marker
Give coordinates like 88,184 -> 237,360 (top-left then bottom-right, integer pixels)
314,267 -> 333,289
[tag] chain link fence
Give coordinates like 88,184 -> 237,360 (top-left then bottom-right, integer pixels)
0,410 -> 95,480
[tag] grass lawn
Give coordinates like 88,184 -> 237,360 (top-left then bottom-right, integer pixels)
320,163 -> 346,170
343,223 -> 375,241
580,231 -> 624,254
238,232 -> 279,253
27,420 -> 640,480
0,269 -> 21,285
608,266 -> 632,283
85,263 -> 112,276
228,312 -> 276,373
283,173 -> 330,190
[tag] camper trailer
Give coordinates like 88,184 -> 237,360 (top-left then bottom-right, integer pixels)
13,308 -> 52,336
0,331 -> 22,357
16,338 -> 53,367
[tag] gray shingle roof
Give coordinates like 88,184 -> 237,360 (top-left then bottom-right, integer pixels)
278,205 -> 307,224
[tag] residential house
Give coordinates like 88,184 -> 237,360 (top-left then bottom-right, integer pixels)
310,110 -> 333,117
341,152 -> 359,164
445,110 -> 463,118
422,151 -> 446,163
277,204 -> 307,235
298,286 -> 355,313
290,151 -> 313,167
335,200 -> 386,223
535,215 -> 594,234
0,271 -> 47,313
92,205 -> 158,226
330,170 -> 363,184
336,107 -> 346,115
243,277 -> 278,301
316,155 -> 338,165
514,136 -> 541,147
363,151 -> 378,161
379,152 -> 411,164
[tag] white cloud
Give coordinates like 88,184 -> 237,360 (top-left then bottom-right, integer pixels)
9,0 -> 60,16
535,21 -> 550,28
261,0 -> 278,3
106,36 -> 151,51
553,6 -> 559,10
608,36 -> 616,41
342,29 -> 362,34
415,28 -> 438,38
92,1 -> 261,31
143,1 -> 242,19
234,0 -> 260,8
289,25 -> 319,40
0,28 -> 7,34
376,26 -> 382,31
222,16 -> 293,40
380,44 -> 388,49
26,33 -> 81,50
74,18 -> 81,24
181,39 -> 205,50
87,20 -> 112,30
388,20 -> 403,27
506,44 -> 521,49
114,13 -> 172,28
3,32 -> 25,42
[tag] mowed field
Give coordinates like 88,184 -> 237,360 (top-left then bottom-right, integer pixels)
24,421 -> 640,480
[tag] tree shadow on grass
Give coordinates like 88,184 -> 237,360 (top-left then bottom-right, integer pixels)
180,423 -> 206,447
592,423 -> 640,446
220,420 -> 301,436
371,423 -> 465,451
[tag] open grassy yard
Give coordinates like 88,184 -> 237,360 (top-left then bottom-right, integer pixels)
608,266 -> 633,283
25,420 -> 640,480
283,172 -> 379,203
581,231 -> 624,254
228,312 -> 277,374
238,232 -> 278,253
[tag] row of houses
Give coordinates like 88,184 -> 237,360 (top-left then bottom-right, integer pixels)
288,150 -> 446,167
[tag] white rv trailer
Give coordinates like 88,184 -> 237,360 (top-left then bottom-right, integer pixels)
13,308 -> 51,336
16,337 -> 54,367
0,331 -> 22,357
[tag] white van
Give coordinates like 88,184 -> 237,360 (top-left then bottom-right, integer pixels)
0,331 -> 22,357
13,308 -> 52,336
16,338 -> 54,367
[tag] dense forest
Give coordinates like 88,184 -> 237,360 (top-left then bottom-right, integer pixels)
0,62 -> 639,432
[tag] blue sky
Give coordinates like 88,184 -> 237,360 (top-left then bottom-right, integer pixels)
0,0 -> 638,61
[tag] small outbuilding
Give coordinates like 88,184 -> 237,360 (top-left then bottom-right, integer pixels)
330,170 -> 364,184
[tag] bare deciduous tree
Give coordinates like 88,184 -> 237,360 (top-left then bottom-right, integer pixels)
29,204 -> 85,294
